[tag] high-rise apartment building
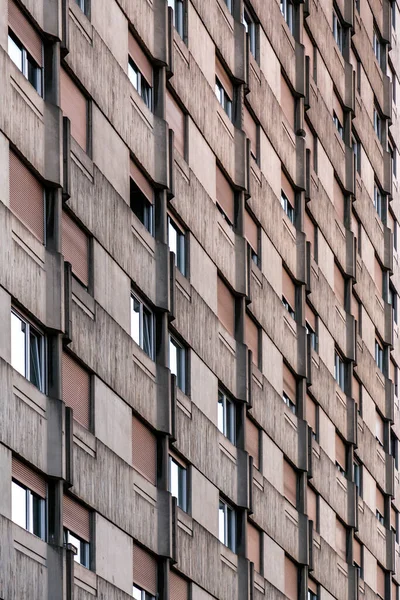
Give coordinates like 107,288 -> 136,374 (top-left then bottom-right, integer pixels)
0,0 -> 399,598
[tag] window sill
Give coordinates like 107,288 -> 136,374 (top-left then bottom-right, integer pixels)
220,543 -> 237,571
13,522 -> 47,566
218,431 -> 237,465
9,60 -> 44,119
131,342 -> 156,381
11,214 -> 45,263
175,267 -> 191,300
133,469 -> 157,505
176,387 -> 191,418
177,506 -> 193,536
131,219 -> 156,256
74,561 -> 97,595
217,210 -> 235,247
72,277 -> 95,320
70,137 -> 93,182
13,370 -> 47,417
73,421 -> 96,457
216,105 -> 235,141
69,0 -> 92,42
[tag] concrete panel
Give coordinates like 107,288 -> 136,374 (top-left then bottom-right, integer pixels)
188,118 -> 216,202
261,433 -> 283,494
92,0 -> 128,70
259,30 -> 280,103
188,4 -> 215,88
263,533 -> 285,593
317,142 -> 334,205
94,241 -> 131,334
362,386 -> 376,438
190,236 -> 217,312
318,496 -> 336,550
361,308 -> 376,357
94,377 -> 132,464
318,321 -> 335,376
363,545 -> 377,592
0,132 -> 8,206
259,131 -> 281,199
261,334 -> 282,394
362,467 -> 377,514
261,234 -> 282,296
95,513 -> 133,594
317,232 -> 334,290
92,105 -> 129,203
0,287 -> 11,362
192,583 -> 216,600
191,467 -> 219,538
190,353 -> 218,426
318,409 -> 336,463
0,444 -> 11,519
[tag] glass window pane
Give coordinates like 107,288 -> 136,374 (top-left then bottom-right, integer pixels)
132,586 -> 142,600
142,307 -> 153,358
131,297 -> 141,344
128,62 -> 139,91
31,493 -> 44,539
29,329 -> 42,390
12,481 -> 27,529
169,338 -> 178,376
168,221 -> 178,257
226,400 -> 235,443
170,458 -> 179,499
178,465 -> 187,511
219,501 -> 225,543
11,313 -> 26,377
8,35 -> 23,71
218,392 -> 225,434
68,531 -> 83,564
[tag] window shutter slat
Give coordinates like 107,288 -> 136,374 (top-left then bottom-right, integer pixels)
62,352 -> 90,429
305,304 -> 316,330
132,543 -> 157,596
334,264 -> 345,307
216,167 -> 234,223
128,32 -> 152,84
283,364 -> 296,403
63,495 -> 90,542
8,0 -> 42,66
335,518 -> 346,560
245,314 -> 259,366
132,416 -> 156,485
217,277 -> 235,337
12,457 -> 46,498
9,151 -> 44,242
245,417 -> 259,470
62,211 -> 89,287
306,395 -> 316,432
377,565 -> 385,598
247,522 -> 261,573
166,90 -> 185,157
170,571 -> 188,600
282,268 -> 296,309
215,57 -> 233,99
284,460 -> 297,507
376,486 -> 385,515
284,556 -> 298,600
353,538 -> 361,566
281,171 -> 295,205
243,106 -> 257,158
335,433 -> 346,471
60,69 -> 87,151
308,577 -> 318,594
244,211 -> 258,252
130,160 -> 153,204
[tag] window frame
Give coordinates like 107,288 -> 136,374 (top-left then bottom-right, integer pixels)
373,183 -> 383,219
168,0 -> 185,38
64,528 -> 90,568
373,107 -> 382,142
8,30 -> 42,96
282,391 -> 296,414
354,459 -> 362,497
169,334 -> 187,394
215,77 -> 233,121
169,455 -> 188,512
128,58 -> 152,110
168,216 -> 186,276
130,293 -> 155,360
280,189 -> 295,224
333,111 -> 344,139
75,0 -> 90,17
218,497 -> 237,552
375,339 -> 384,372
280,0 -> 294,34
373,28 -> 382,67
333,9 -> 344,53
130,178 -> 154,235
334,350 -> 345,392
132,586 -> 155,600
282,296 -> 295,319
11,309 -> 46,393
12,480 -> 46,540
218,389 -> 237,444
243,4 -> 257,59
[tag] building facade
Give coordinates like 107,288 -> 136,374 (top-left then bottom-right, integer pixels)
0,0 -> 399,598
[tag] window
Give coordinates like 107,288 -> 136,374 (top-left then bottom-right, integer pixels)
245,211 -> 260,267
60,69 -> 89,153
132,416 -> 157,485
75,0 -> 89,16
373,29 -> 382,67
336,432 -> 346,476
353,537 -> 363,579
63,495 -> 90,568
131,294 -> 154,359
333,111 -> 344,139
333,10 -> 344,53
393,0 -> 396,30
133,544 -> 157,599
334,351 -> 345,391
336,518 -> 347,560
215,78 -> 232,120
306,304 -> 318,351
166,89 -> 186,157
243,4 -> 257,58
168,0 -> 184,38
282,268 -> 296,320
62,352 -> 91,430
306,323 -> 317,351
283,364 -> 297,414
308,577 -> 318,600
246,416 -> 260,469
391,432 -> 398,469
219,498 -> 236,551
11,310 -> 45,392
284,459 -> 297,506
62,211 -> 90,288
168,216 -> 186,275
375,339 -> 384,372
243,105 -> 258,161
169,455 -> 188,512
306,394 -> 317,440
8,31 -> 42,94
353,135 -> 361,174
392,505 -> 399,543
216,166 -> 235,226
285,556 -> 298,600
376,487 -> 385,525
217,276 -> 235,337
391,144 -> 397,178
247,521 -> 261,572
374,107 -> 382,142
376,410 -> 384,446
223,0 -> 233,13
130,162 -> 154,235
9,150 -> 45,243
282,297 -> 295,319
280,190 -> 295,223
354,459 -> 362,495
308,590 -> 318,600
245,313 -> 260,367
169,335 -> 187,393
12,458 -> 46,540
280,0 -> 294,33
128,33 -> 152,110
389,286 -> 398,324
128,59 -> 152,109
218,389 -> 236,444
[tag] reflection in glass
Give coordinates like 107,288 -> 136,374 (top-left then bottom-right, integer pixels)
11,313 -> 26,377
